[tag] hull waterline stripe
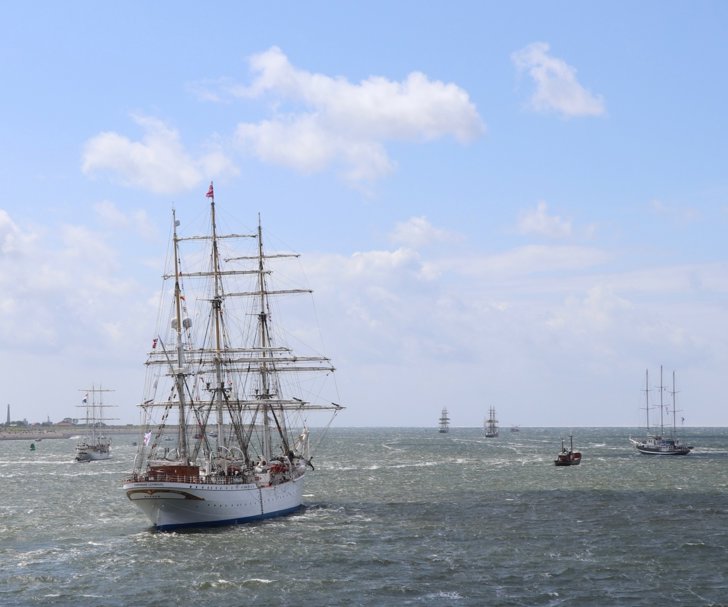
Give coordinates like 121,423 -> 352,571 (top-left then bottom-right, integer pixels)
153,504 -> 303,532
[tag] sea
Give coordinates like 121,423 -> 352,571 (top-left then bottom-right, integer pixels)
2,427 -> 728,607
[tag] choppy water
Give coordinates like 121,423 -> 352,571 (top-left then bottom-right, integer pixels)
2,427 -> 728,606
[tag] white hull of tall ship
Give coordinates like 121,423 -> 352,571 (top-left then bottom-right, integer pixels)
75,447 -> 111,462
124,475 -> 305,531
75,440 -> 111,462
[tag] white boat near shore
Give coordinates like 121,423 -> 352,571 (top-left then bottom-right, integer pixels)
75,386 -> 116,462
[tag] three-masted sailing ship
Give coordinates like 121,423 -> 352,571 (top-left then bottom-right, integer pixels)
123,184 -> 344,530
484,407 -> 498,438
438,408 -> 450,433
629,366 -> 692,456
75,385 -> 116,462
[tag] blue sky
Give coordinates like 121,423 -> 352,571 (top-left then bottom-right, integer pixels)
1,1 -> 727,427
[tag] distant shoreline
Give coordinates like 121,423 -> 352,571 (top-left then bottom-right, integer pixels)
1,425 -> 722,441
0,426 -> 143,441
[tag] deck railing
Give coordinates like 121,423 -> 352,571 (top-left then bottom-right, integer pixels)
125,472 -> 250,485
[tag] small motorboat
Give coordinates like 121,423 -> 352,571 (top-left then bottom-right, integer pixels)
554,435 -> 581,466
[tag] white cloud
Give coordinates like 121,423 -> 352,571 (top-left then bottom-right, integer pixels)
83,49 -> 482,191
517,201 -> 572,238
82,115 -> 238,194
547,285 -> 632,332
233,46 -> 485,182
649,198 -> 700,224
512,42 -> 605,117
130,210 -> 156,240
0,210 -> 144,353
236,116 -> 344,175
389,216 -> 463,248
94,200 -> 128,228
94,200 -> 157,240
347,247 -> 423,280
429,245 -> 611,281
0,209 -> 37,256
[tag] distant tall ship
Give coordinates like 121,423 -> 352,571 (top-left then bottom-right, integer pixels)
75,385 -> 116,462
438,408 -> 450,433
123,185 -> 344,530
630,366 -> 692,456
484,407 -> 498,438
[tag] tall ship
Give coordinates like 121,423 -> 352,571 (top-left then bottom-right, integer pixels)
438,408 -> 450,433
484,407 -> 498,438
630,367 -> 692,456
75,385 -> 116,462
123,184 -> 344,530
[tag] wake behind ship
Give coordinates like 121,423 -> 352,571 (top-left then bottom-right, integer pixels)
123,184 -> 343,530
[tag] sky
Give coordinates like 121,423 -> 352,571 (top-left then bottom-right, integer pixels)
1,1 -> 727,428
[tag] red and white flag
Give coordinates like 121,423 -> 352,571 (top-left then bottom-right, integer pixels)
206,182 -> 214,198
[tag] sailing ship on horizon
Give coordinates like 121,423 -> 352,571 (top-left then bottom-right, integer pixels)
484,407 -> 498,438
123,184 -> 344,530
438,408 -> 450,433
629,366 -> 692,456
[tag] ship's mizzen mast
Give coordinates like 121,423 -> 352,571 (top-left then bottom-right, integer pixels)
659,365 -> 665,437
643,369 -> 650,435
255,218 -> 286,460
256,217 -> 272,461
670,370 -> 681,438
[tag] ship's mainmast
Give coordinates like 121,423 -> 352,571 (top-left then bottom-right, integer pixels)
208,190 -> 228,453
171,211 -> 191,462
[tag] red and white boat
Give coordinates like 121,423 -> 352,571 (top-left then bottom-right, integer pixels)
554,435 -> 581,466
